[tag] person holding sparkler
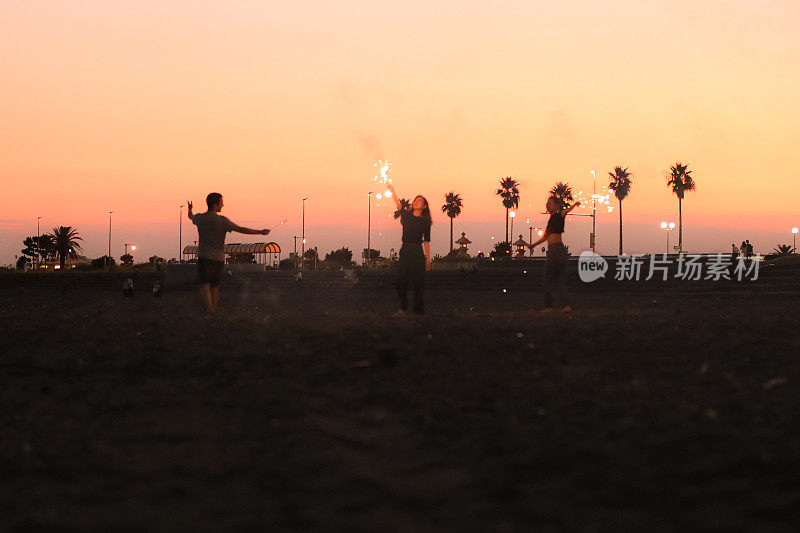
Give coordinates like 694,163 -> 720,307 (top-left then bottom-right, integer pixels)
529,195 -> 580,313
387,183 -> 432,315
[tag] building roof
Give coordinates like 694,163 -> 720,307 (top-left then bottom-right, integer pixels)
455,232 -> 472,245
512,236 -> 528,246
183,242 -> 281,255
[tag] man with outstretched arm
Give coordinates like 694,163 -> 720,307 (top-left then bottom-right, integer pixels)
187,192 -> 269,314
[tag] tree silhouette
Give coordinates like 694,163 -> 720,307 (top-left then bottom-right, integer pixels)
441,192 -> 463,252
496,177 -> 520,242
48,226 -> 83,269
393,198 -> 411,219
549,181 -> 574,207
608,167 -> 632,255
667,163 -> 696,252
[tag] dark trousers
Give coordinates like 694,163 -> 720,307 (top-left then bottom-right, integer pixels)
543,243 -> 570,308
397,244 -> 425,314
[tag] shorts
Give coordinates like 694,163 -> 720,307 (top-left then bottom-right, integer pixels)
198,257 -> 224,287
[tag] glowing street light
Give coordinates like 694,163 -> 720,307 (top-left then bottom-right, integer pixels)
660,221 -> 676,255
792,226 -> 798,251
301,198 -> 308,270
509,211 -> 516,243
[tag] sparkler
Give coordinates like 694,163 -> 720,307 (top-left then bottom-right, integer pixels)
372,159 -> 393,199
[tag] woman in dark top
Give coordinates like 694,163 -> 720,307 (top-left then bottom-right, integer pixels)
529,196 -> 580,313
387,183 -> 432,315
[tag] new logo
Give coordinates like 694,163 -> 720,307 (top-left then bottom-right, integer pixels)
578,251 -> 608,282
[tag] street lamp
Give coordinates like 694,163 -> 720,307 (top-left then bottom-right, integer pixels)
509,211 -> 516,244
124,243 -> 136,265
660,221 -> 676,255
107,211 -> 113,269
590,170 -> 597,252
179,204 -> 184,262
792,227 -> 798,251
293,236 -> 300,269
301,198 -> 308,270
367,192 -> 373,266
36,216 -> 41,269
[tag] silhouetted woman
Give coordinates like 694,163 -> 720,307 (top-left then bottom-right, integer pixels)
387,183 -> 431,315
529,196 -> 580,313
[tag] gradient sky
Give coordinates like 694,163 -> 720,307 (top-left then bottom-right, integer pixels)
2,0 -> 799,264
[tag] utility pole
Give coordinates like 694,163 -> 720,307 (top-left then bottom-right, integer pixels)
179,204 -> 184,262
301,198 -> 308,270
36,217 -> 41,269
367,192 -> 372,266
107,211 -> 113,269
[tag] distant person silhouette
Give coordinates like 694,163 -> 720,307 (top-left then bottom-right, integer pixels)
123,278 -> 134,298
387,183 -> 431,315
731,243 -> 739,259
746,240 -> 753,258
188,193 -> 270,314
529,195 -> 581,313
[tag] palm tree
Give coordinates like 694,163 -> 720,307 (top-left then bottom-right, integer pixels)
441,192 -> 463,252
549,181 -> 573,207
667,163 -> 696,252
608,167 -> 632,255
48,226 -> 83,269
393,198 -> 411,219
496,177 -> 520,242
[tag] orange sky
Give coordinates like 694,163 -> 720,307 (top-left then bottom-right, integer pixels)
2,0 -> 799,263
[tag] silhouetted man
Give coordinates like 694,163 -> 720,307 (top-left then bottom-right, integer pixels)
188,193 -> 269,313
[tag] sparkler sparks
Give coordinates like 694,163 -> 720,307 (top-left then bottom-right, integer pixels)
372,159 -> 393,198
575,185 -> 615,213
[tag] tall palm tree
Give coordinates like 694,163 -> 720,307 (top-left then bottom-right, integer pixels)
608,166 -> 632,255
666,163 -> 696,252
441,192 -> 463,252
549,181 -> 574,207
496,177 -> 520,242
49,226 -> 83,269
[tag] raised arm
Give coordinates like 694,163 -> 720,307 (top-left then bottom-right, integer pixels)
386,184 -> 402,212
187,201 -> 194,221
561,201 -> 581,216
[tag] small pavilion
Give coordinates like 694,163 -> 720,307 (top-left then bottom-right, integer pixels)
182,242 -> 282,265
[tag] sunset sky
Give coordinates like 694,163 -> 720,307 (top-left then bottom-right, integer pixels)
2,0 -> 799,264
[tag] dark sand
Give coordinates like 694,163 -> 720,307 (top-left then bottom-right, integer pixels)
2,287 -> 799,531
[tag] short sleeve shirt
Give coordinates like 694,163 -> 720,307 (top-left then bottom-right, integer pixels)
191,212 -> 236,262
400,210 -> 431,244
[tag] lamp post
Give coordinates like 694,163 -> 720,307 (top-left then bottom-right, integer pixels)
124,243 -> 136,266
107,211 -> 113,269
293,236 -> 300,269
590,170 -> 597,252
179,204 -> 184,262
792,227 -> 798,251
660,221 -> 675,255
528,226 -> 533,257
367,192 -> 373,266
301,198 -> 308,270
36,216 -> 41,269
509,211 -> 516,245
